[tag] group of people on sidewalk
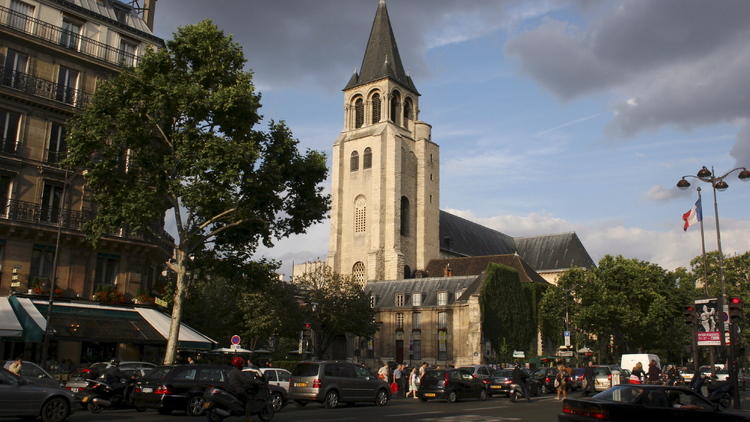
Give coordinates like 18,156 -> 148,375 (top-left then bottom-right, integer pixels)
378,362 -> 431,398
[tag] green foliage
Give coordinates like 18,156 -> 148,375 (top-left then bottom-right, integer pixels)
480,263 -> 538,361
239,279 -> 303,350
293,265 -> 377,358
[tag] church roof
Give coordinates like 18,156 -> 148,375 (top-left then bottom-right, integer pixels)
439,211 -> 516,257
438,211 -> 595,272
514,232 -> 595,271
344,0 -> 418,94
424,255 -> 548,284
364,275 -> 478,308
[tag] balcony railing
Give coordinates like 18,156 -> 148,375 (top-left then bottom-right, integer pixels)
0,199 -> 174,253
0,5 -> 140,68
0,64 -> 91,109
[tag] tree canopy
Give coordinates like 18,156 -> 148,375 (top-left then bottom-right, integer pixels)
65,20 -> 329,363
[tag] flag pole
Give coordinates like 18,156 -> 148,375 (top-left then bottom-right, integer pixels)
697,187 -> 709,296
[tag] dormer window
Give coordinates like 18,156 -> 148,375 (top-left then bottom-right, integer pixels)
395,293 -> 405,307
412,292 -> 422,307
370,295 -> 376,308
437,291 -> 448,306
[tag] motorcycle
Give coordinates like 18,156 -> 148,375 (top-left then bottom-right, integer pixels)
509,382 -> 532,402
202,384 -> 274,422
706,380 -> 732,409
81,376 -> 144,414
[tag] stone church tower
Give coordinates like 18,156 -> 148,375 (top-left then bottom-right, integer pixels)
327,0 -> 440,283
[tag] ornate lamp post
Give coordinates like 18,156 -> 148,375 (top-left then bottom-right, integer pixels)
676,166 -> 749,409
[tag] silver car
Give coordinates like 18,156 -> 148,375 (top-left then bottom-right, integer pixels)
3,360 -> 61,389
0,368 -> 75,422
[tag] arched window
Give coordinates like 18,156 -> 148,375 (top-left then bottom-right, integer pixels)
350,151 -> 359,172
354,97 -> 364,128
403,97 -> 413,123
404,265 -> 411,279
363,147 -> 372,169
352,261 -> 366,285
371,93 -> 381,123
354,196 -> 366,233
390,91 -> 401,125
400,196 -> 409,236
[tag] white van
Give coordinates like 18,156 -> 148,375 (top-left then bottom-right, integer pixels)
620,354 -> 660,375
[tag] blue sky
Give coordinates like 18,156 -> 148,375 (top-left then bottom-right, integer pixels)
154,0 -> 750,274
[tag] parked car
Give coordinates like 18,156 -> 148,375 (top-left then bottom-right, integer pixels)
288,361 -> 390,409
133,364 -> 230,416
0,368 -> 75,422
559,384 -> 750,421
3,360 -> 61,389
417,368 -> 488,403
243,367 -> 290,411
64,361 -> 155,393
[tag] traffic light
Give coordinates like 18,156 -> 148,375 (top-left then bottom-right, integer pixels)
684,305 -> 697,326
729,297 -> 743,321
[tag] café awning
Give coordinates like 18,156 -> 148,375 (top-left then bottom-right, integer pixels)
135,308 -> 216,350
0,296 -> 23,337
9,296 -> 47,342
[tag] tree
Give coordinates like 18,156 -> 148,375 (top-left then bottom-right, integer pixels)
293,265 -> 377,358
239,278 -> 303,350
65,20 -> 329,364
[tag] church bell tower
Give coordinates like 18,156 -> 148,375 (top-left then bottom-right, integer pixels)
327,0 -> 440,282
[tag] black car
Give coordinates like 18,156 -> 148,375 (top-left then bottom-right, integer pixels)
132,365 -> 286,416
417,368 -> 488,403
559,384 -> 750,422
487,369 -> 514,397
531,367 -> 560,394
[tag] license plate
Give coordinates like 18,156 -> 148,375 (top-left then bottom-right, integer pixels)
490,385 -> 501,389
81,396 -> 90,403
71,388 -> 79,392
294,382 -> 308,388
142,387 -> 153,393
424,393 -> 436,397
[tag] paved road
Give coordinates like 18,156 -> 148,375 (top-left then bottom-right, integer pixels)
54,394 -> 562,422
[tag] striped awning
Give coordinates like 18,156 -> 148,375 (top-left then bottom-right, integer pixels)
0,296 -> 23,337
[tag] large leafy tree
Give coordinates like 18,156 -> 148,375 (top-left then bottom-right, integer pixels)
293,266 -> 377,358
65,20 -> 328,364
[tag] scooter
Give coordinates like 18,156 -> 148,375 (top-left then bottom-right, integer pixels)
81,377 -> 144,414
706,380 -> 732,409
509,382 -> 532,402
202,384 -> 273,422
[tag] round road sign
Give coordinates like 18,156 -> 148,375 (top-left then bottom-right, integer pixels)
230,335 -> 241,345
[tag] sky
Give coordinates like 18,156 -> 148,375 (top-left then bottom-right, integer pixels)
153,0 -> 750,276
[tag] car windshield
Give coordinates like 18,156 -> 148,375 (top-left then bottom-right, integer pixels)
422,370 -> 445,382
593,367 -> 610,376
144,366 -> 170,381
593,386 -> 644,403
293,363 -> 320,377
494,370 -> 512,377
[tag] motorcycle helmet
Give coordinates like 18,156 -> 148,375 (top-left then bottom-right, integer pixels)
110,359 -> 120,367
231,356 -> 245,369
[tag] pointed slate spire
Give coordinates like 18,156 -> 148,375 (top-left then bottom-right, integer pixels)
344,0 -> 418,94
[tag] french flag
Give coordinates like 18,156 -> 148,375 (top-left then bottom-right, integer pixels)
682,199 -> 702,231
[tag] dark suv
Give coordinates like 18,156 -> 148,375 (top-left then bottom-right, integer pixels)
288,361 -> 389,408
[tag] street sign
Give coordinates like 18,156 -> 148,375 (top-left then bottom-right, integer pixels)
154,297 -> 167,307
512,351 -> 525,358
230,335 -> 241,345
564,330 -> 571,346
10,282 -> 20,288
559,351 -> 574,357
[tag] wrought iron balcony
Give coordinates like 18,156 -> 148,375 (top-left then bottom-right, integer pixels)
0,5 -> 141,68
0,64 -> 91,109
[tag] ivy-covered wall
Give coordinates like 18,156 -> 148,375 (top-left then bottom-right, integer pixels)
479,263 -> 547,362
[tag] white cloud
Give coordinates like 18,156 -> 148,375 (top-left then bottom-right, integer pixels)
644,185 -> 691,202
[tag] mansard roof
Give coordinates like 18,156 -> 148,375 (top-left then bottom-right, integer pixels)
364,275 -> 478,307
438,211 -> 595,272
424,254 -> 548,284
344,0 -> 418,94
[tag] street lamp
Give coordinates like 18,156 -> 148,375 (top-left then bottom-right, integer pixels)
676,165 -> 749,409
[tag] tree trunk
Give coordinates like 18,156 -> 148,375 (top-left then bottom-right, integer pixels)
163,249 -> 186,365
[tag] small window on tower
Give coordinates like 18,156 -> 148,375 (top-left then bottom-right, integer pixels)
363,147 -> 372,169
354,98 -> 364,128
371,93 -> 381,123
350,151 -> 359,172
404,97 -> 413,123
352,261 -> 366,285
390,91 -> 401,125
400,196 -> 409,236
354,196 -> 366,233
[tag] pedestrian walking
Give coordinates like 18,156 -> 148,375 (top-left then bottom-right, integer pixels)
393,364 -> 404,397
582,361 -> 595,396
646,360 -> 661,384
631,362 -> 645,384
419,362 -> 428,378
556,364 -> 568,400
407,367 -> 418,398
378,362 -> 389,382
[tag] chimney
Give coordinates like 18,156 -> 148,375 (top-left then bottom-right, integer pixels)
142,0 -> 157,31
443,264 -> 453,277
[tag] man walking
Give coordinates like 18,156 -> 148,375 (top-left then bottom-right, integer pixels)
393,364 -> 404,398
582,361 -> 595,396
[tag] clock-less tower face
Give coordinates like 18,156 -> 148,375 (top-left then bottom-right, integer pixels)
326,1 -> 439,282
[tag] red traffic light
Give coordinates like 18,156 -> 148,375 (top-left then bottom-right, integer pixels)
686,305 -> 695,312
304,323 -> 312,329
730,297 -> 742,305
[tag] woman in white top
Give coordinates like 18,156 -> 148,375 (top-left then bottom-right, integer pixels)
378,363 -> 389,383
407,367 -> 419,398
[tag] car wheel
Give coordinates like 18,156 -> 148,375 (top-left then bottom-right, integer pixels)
295,400 -> 308,407
86,402 -> 103,414
479,389 -> 488,401
447,391 -> 458,403
186,395 -> 204,416
258,404 -> 274,422
41,397 -> 70,422
325,390 -> 339,409
719,394 -> 731,409
375,389 -> 389,406
270,392 -> 284,412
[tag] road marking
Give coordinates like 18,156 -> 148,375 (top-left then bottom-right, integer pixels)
463,405 -> 509,410
387,410 -> 443,417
